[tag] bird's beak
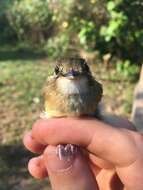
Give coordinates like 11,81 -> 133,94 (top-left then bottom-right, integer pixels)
64,70 -> 80,80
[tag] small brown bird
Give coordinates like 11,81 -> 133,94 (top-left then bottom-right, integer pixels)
42,57 -> 103,159
43,57 -> 103,118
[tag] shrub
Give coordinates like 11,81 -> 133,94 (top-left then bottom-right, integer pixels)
46,0 -> 143,63
99,0 -> 143,63
46,0 -> 108,55
0,0 -> 143,64
0,0 -> 17,44
44,32 -> 70,59
8,0 -> 54,44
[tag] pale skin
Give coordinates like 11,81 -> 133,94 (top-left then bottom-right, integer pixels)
23,117 -> 143,190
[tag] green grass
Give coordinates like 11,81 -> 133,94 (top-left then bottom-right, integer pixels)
0,50 -> 139,189
0,59 -> 53,144
91,64 -> 138,118
0,44 -> 47,61
0,58 -> 52,190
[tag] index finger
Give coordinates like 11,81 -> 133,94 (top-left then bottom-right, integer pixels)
32,118 -> 139,166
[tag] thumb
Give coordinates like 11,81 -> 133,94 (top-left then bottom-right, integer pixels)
43,145 -> 99,190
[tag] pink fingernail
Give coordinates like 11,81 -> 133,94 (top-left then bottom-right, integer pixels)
46,145 -> 78,172
56,144 -> 77,161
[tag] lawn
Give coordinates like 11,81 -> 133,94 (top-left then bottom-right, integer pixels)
0,48 -> 139,189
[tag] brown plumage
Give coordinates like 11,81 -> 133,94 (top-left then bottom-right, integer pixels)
42,57 -> 136,160
43,57 -> 103,118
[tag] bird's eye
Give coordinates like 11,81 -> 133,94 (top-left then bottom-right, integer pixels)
54,66 -> 59,75
54,65 -> 64,75
82,61 -> 90,73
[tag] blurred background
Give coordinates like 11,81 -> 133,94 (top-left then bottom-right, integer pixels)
0,0 -> 143,189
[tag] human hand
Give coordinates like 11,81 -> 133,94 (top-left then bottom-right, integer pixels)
23,118 -> 143,190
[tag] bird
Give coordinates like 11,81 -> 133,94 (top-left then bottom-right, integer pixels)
41,57 -> 103,160
43,57 -> 103,118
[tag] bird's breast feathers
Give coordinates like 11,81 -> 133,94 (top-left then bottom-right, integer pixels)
44,76 -> 102,117
56,77 -> 88,94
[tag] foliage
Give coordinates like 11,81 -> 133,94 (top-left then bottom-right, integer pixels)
45,0 -> 108,56
78,21 -> 97,50
99,0 -> 143,63
0,0 -> 17,44
115,60 -> 139,79
100,1 -> 128,42
0,0 -> 143,63
46,0 -> 143,62
44,32 -> 70,59
8,0 -> 54,44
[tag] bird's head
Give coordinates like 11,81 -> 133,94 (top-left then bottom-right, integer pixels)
44,57 -> 103,117
54,57 -> 91,79
52,57 -> 99,95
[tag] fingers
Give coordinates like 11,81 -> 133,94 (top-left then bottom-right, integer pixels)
32,118 -> 92,146
32,118 -> 138,166
43,145 -> 99,190
28,155 -> 48,179
88,153 -> 114,170
23,130 -> 113,170
23,131 -> 46,154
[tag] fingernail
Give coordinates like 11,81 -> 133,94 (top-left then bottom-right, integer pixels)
45,145 -> 78,172
56,144 -> 77,161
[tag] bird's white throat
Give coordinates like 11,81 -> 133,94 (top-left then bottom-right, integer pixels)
57,77 -> 88,94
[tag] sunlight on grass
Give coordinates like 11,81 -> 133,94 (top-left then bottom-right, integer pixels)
0,60 -> 53,144
0,59 -> 53,190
